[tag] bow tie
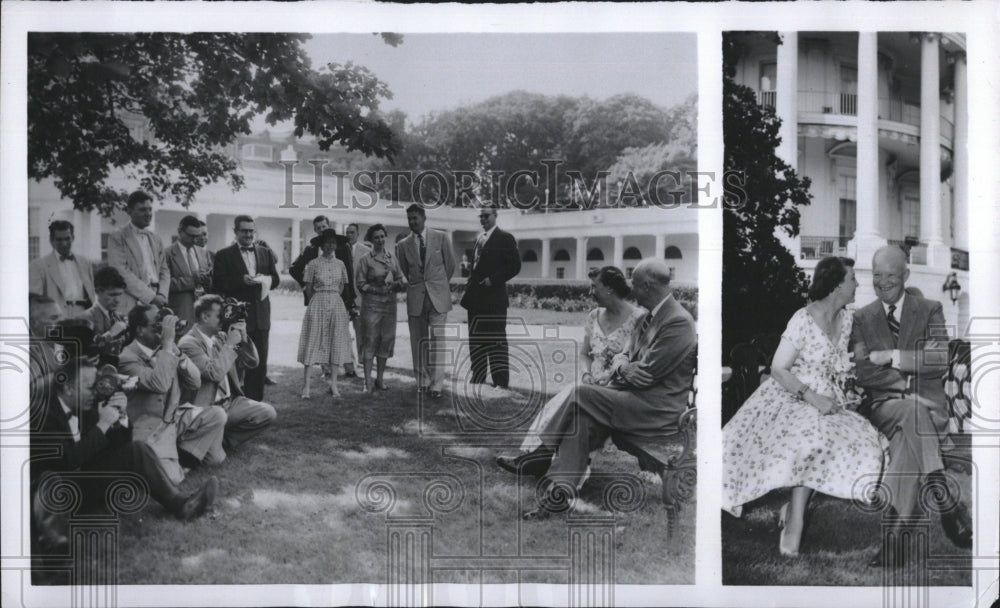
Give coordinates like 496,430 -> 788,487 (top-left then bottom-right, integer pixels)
59,254 -> 75,262
240,246 -> 255,253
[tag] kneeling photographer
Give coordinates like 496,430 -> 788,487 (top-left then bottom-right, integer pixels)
118,302 -> 228,481
79,266 -> 130,366
179,295 -> 276,452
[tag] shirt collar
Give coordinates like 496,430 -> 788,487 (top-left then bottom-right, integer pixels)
95,302 -> 111,318
134,340 -> 156,358
882,292 -> 906,316
413,228 -> 427,241
481,225 -> 497,240
57,396 -> 74,417
647,293 -> 673,319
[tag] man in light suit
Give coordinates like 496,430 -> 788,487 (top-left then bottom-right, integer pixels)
107,191 -> 170,315
29,220 -> 96,318
396,204 -> 456,397
211,216 -> 281,401
179,295 -> 277,451
511,258 -> 697,519
166,215 -> 212,324
460,206 -> 521,389
193,223 -> 214,278
118,303 -> 228,478
852,245 -> 972,565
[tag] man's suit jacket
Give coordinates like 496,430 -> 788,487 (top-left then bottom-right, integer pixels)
351,241 -> 372,299
397,229 -> 455,316
290,238 -> 356,308
28,252 -> 96,305
166,242 -> 210,323
211,243 -> 280,333
117,340 -> 201,441
107,224 -> 171,312
460,228 -> 521,312
78,305 -> 112,336
851,295 -> 949,418
178,329 -> 259,406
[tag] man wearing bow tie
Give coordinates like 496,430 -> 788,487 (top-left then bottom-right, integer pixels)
852,245 -> 972,565
107,191 -> 171,315
211,216 -> 280,401
518,258 -> 696,519
167,215 -> 212,324
29,220 -> 96,318
460,206 -> 521,389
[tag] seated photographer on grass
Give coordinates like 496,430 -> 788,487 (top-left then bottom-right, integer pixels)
31,356 -> 217,553
118,302 -> 228,481
78,266 -> 130,366
29,294 -> 65,388
179,295 -> 276,452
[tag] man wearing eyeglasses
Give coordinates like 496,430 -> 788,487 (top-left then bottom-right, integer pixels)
166,215 -> 212,324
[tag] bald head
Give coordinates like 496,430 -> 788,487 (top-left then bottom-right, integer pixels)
871,245 -> 910,304
632,258 -> 672,309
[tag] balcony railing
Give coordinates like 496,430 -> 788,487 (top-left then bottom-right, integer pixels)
756,89 -> 776,109
799,235 -> 850,260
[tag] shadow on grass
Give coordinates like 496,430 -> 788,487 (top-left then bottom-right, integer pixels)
107,365 -> 693,585
722,491 -> 972,586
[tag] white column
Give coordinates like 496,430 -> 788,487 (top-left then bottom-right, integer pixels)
575,237 -> 587,279
654,234 -> 666,260
612,235 -> 624,269
850,32 -> 886,267
290,219 -> 301,260
920,33 -> 949,268
88,211 -> 102,260
951,51 -> 968,253
776,31 -> 799,169
540,238 -> 551,279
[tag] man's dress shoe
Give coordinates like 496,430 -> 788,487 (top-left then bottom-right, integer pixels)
496,448 -> 554,478
176,476 -> 218,521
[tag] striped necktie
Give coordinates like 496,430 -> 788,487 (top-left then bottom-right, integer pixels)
887,304 -> 900,346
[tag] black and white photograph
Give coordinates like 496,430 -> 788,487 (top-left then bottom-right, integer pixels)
12,26 -> 699,592
720,31 -> 975,586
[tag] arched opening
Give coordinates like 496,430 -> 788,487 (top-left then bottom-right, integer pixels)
586,248 -> 605,261
664,245 -> 683,259
553,249 -> 571,262
521,250 -> 538,262
623,246 -> 642,260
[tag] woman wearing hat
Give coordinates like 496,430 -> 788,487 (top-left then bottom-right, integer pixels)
297,228 -> 352,399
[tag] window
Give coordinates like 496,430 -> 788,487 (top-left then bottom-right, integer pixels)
901,190 -> 920,240
840,65 -> 858,115
626,267 -> 634,279
242,144 -> 274,162
837,173 -> 857,247
556,267 -> 565,279
101,233 -> 110,262
521,250 -> 538,262
623,247 -> 642,260
586,248 -> 605,261
758,62 -> 777,109
664,245 -> 683,259
553,249 -> 571,262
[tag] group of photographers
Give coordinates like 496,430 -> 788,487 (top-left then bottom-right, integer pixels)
28,202 -> 278,560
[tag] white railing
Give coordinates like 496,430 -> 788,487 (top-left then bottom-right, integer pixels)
756,89 -> 776,109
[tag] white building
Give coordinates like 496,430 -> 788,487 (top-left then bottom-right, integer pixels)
28,131 -> 697,286
731,31 -> 969,330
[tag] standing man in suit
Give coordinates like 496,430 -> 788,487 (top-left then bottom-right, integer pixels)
179,295 -> 277,451
118,303 -> 228,479
107,190 -> 170,315
344,223 -> 371,378
460,206 -> 521,389
852,245 -> 972,565
211,215 -> 280,401
511,259 -> 697,518
29,220 -> 96,318
193,222 -> 214,281
166,216 -> 212,324
396,204 -> 455,397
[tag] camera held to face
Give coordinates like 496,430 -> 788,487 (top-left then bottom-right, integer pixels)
152,306 -> 189,340
93,363 -> 138,404
221,298 -> 248,330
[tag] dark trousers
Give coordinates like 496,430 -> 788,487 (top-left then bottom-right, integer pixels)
244,328 -> 269,401
468,309 -> 509,387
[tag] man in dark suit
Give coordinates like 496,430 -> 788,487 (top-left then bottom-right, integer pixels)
193,222 -> 214,280
31,356 -> 217,553
78,266 -> 129,367
211,215 -> 280,401
509,259 -> 697,519
166,215 -> 212,324
29,220 -> 96,318
460,206 -> 521,388
852,245 -> 972,565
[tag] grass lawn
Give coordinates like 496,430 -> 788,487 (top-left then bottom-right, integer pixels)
722,488 -> 973,586
111,365 -> 694,585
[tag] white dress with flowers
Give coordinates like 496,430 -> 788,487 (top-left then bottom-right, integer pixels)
722,307 -> 887,516
520,306 -> 646,451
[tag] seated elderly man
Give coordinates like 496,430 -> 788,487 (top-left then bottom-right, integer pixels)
512,258 -> 697,519
118,303 -> 228,481
179,295 -> 277,451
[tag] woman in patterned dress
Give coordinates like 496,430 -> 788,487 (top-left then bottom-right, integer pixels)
297,228 -> 352,400
722,256 -> 887,556
496,266 -> 646,473
355,224 -> 406,393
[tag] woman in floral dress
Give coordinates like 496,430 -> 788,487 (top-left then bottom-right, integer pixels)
722,256 -> 887,556
496,266 -> 646,471
297,228 -> 352,400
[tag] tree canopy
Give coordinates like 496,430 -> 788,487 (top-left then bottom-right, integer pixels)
28,33 -> 400,215
722,32 -> 812,358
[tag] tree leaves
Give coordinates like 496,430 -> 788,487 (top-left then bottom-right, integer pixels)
28,33 -> 399,214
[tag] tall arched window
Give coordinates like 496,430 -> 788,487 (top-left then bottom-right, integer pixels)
623,246 -> 642,260
664,246 -> 683,259
553,249 -> 571,261
521,250 -> 538,262
586,248 -> 605,261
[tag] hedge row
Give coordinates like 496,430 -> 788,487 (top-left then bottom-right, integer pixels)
276,277 -> 698,319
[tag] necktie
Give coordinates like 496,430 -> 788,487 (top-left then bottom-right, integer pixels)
187,246 -> 199,273
241,247 -> 254,253
418,234 -> 426,266
887,304 -> 900,346
474,233 -> 486,267
639,313 -> 653,337
66,413 -> 80,443
59,254 -> 75,262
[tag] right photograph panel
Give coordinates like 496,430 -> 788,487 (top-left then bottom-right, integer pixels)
720,31 -> 973,586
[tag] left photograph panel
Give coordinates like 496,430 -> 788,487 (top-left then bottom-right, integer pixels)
20,32 -> 700,591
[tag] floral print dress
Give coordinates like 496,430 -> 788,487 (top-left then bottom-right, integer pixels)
722,307 -> 887,516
